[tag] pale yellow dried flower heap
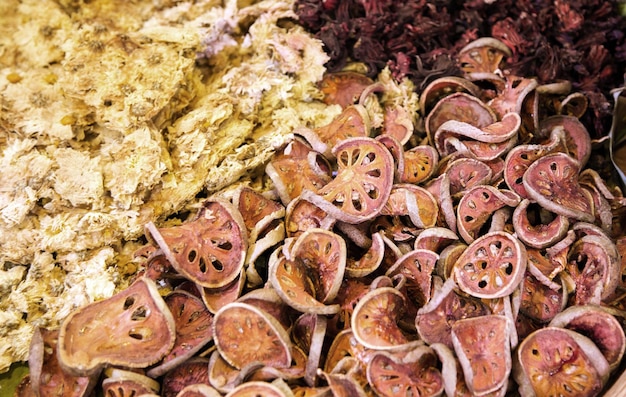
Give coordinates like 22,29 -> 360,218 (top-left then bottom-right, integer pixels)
0,0 -> 339,372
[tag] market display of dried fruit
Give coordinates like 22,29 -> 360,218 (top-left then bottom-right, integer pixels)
4,0 -> 626,396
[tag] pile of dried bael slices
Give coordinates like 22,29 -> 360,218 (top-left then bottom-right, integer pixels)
17,37 -> 626,397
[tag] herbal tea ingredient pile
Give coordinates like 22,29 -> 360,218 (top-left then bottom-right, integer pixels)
21,36 -> 626,397
0,0 -> 338,373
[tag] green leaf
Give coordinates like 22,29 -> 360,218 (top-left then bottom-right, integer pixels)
0,362 -> 29,396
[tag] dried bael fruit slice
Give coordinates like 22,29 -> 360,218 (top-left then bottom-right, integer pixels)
345,231 -> 384,277
518,271 -> 567,323
102,369 -> 160,397
161,357 -> 210,397
558,92 -> 588,118
457,37 -> 512,75
269,253 -> 340,315
147,290 -> 214,377
566,235 -> 621,305
381,184 -> 439,229
523,152 -> 595,223
319,371 -> 369,397
289,228 -> 347,303
513,327 -> 610,397
285,196 -> 334,238
351,287 -> 418,351
224,381 -> 287,397
382,104 -> 414,145
207,349 -> 263,394
549,305 -> 626,371
419,76 -> 482,115
414,227 -> 458,253
248,344 -> 308,383
386,249 -> 439,307
299,105 -> 371,157
525,248 -> 562,290
320,71 -> 374,108
452,231 -> 527,299
488,76 -> 538,118
503,127 -> 567,198
512,199 -> 569,249
376,134 -> 405,182
237,287 -> 293,331
57,277 -> 176,377
327,278 -> 371,337
424,173 -> 456,233
434,112 -> 521,155
266,138 -> 332,206
400,145 -> 439,185
456,185 -> 520,244
213,302 -> 292,370
425,92 -> 497,146
176,384 -> 222,397
451,315 -> 512,396
415,278 -> 490,349
366,347 -> 444,397
198,269 -> 245,314
538,115 -> 592,167
302,137 -> 394,224
146,199 -> 248,289
28,327 -> 97,397
323,330 -> 366,375
233,186 -> 285,242
435,242 -> 468,279
295,314 -> 327,386
443,157 -> 493,197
